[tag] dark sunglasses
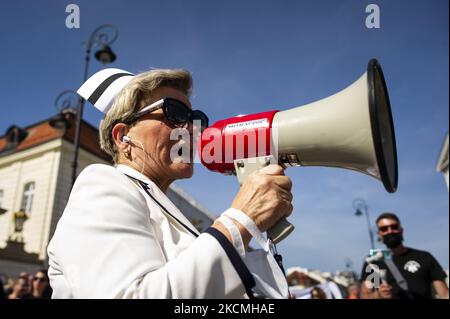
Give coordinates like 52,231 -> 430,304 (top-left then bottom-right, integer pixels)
33,276 -> 47,283
378,224 -> 400,232
126,98 -> 209,131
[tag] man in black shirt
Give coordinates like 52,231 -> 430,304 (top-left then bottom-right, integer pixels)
360,212 -> 448,299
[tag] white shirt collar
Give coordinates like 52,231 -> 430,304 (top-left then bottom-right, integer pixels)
115,164 -> 200,236
116,164 -> 162,190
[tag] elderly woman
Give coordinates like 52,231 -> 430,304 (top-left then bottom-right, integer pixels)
47,68 -> 293,298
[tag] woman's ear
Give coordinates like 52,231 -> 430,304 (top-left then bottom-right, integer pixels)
112,123 -> 130,153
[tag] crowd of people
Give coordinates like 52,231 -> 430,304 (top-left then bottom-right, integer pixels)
0,269 -> 52,299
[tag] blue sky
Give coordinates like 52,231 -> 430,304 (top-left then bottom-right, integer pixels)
0,0 -> 448,274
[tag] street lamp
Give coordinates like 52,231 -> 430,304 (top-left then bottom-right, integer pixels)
71,24 -> 118,187
54,90 -> 79,113
95,45 -> 117,64
49,90 -> 79,130
352,198 -> 375,250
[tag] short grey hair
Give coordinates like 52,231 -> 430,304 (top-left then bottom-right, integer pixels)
99,69 -> 193,162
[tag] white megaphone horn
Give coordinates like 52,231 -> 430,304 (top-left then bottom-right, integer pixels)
199,59 -> 398,244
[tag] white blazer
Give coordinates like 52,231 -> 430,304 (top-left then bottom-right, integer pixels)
47,164 -> 256,298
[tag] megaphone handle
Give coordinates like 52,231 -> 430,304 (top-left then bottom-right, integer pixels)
267,218 -> 295,244
234,156 -> 294,244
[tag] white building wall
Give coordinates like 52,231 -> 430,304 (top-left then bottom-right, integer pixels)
0,162 -> 21,247
0,140 -> 63,261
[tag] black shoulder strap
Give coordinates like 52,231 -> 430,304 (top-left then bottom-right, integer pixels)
384,258 -> 415,299
125,174 -> 199,238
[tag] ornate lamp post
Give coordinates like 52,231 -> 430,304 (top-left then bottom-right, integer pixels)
49,90 -> 79,130
353,198 -> 375,250
71,24 -> 118,187
54,90 -> 79,112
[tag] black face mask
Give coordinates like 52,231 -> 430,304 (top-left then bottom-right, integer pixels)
382,233 -> 403,248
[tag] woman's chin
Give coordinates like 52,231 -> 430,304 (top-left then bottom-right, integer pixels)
172,162 -> 194,179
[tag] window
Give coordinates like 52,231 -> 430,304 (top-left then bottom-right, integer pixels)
20,182 -> 35,213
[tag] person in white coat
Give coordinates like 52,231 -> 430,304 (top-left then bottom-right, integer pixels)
47,68 -> 293,299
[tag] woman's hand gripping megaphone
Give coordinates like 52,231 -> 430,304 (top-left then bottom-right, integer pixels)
231,161 -> 295,244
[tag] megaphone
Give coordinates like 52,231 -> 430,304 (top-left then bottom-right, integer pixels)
199,59 -> 398,243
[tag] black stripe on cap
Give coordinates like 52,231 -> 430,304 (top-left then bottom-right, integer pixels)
87,72 -> 133,105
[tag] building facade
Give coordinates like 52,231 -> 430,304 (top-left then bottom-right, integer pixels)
0,110 -> 215,279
